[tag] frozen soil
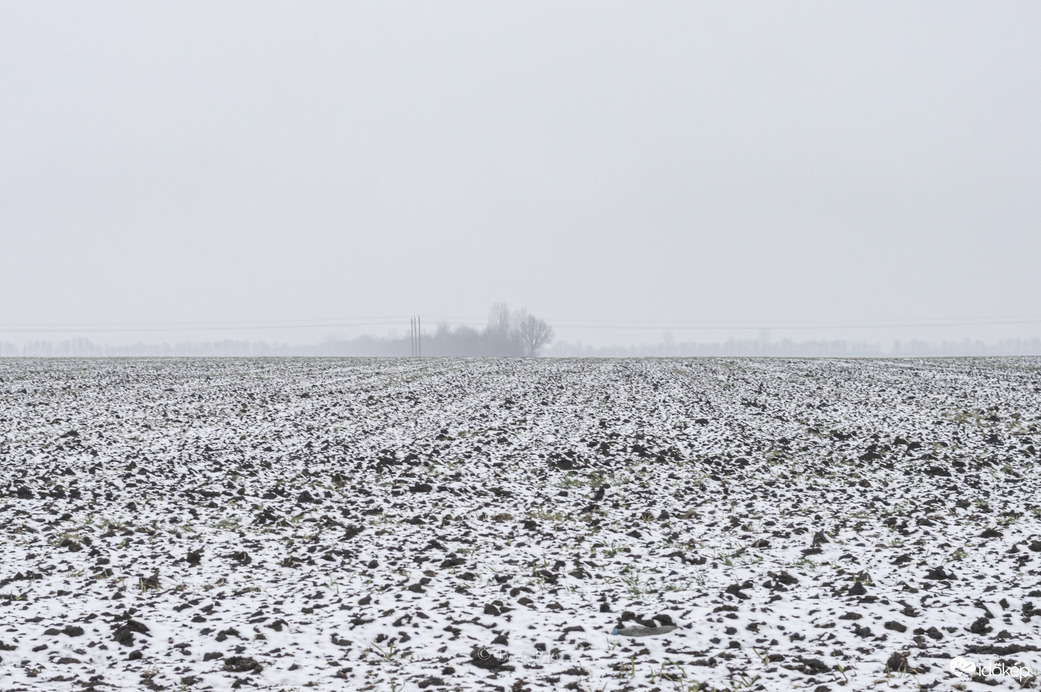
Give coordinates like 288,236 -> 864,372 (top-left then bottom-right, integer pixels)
1,357 -> 1040,691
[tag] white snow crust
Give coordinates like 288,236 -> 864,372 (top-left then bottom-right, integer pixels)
1,357 -> 1039,691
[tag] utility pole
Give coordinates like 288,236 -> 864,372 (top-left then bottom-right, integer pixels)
410,316 -> 422,357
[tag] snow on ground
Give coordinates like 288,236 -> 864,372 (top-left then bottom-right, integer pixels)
1,357 -> 1040,691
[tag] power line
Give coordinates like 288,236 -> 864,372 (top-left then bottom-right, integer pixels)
545,317 -> 1041,331
1,315 -> 1040,335
0,319 -> 406,334
0,316 -> 406,327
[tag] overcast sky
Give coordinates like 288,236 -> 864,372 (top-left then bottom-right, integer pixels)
2,2 -> 1039,348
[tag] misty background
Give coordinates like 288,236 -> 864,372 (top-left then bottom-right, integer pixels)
2,3 -> 1040,357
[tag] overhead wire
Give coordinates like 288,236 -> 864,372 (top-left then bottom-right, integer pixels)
1,315 -> 1040,334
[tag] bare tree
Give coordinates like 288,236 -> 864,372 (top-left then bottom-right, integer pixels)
484,302 -> 520,355
518,314 -> 554,356
488,302 -> 512,337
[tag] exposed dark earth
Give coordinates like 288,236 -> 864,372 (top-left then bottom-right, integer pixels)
1,357 -> 1040,691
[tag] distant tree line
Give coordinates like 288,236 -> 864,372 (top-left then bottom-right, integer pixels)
324,303 -> 555,357
0,338 -> 304,358
0,304 -> 557,358
429,303 -> 554,357
543,336 -> 1041,358
5,314 -> 1041,358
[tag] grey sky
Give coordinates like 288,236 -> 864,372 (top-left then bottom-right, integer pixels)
2,2 -> 1039,348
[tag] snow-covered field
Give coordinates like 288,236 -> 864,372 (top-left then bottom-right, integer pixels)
1,357 -> 1040,691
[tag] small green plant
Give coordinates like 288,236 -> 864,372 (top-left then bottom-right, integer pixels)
731,673 -> 761,689
49,530 -> 82,548
558,473 -> 584,488
656,660 -> 688,684
215,516 -> 240,530
793,557 -> 818,571
98,516 -> 126,530
663,579 -> 693,592
619,566 -> 644,596
526,508 -> 566,522
368,640 -> 398,662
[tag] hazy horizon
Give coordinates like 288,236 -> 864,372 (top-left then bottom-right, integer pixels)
6,326 -> 1041,358
3,3 -> 1039,349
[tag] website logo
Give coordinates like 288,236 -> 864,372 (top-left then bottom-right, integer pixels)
949,656 -> 976,678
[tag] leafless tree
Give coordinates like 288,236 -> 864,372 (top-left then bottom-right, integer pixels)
485,302 -> 521,355
518,314 -> 554,356
488,302 -> 512,336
